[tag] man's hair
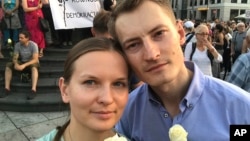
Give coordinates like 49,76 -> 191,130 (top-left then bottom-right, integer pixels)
93,9 -> 111,34
103,0 -> 114,11
19,30 -> 31,39
108,0 -> 175,42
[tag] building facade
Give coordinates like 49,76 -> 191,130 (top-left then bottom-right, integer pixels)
172,0 -> 250,21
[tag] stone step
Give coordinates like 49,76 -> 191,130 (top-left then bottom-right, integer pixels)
0,28 -> 92,112
0,66 -> 64,79
5,78 -> 60,93
0,92 -> 67,112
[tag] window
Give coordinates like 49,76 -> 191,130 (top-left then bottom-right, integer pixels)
194,0 -> 197,6
211,0 -> 215,4
231,0 -> 237,3
200,0 -> 203,5
205,0 -> 208,5
240,9 -> 245,15
217,0 -> 221,3
241,0 -> 247,3
230,9 -> 239,20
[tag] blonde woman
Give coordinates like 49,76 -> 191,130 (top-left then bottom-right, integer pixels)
184,24 -> 223,76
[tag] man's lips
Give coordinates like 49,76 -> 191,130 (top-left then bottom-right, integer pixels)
146,63 -> 166,72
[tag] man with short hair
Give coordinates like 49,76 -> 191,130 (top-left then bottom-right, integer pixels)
0,30 -> 39,100
231,22 -> 246,63
227,51 -> 250,92
108,0 -> 250,140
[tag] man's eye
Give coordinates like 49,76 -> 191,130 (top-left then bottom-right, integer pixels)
126,42 -> 140,49
153,30 -> 166,39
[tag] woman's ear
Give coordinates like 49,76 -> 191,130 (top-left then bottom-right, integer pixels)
59,77 -> 70,103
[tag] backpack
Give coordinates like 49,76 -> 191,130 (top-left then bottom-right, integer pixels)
190,42 -> 214,66
182,32 -> 194,52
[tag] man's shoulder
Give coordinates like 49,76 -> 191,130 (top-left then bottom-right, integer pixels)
207,77 -> 250,103
29,41 -> 38,46
128,84 -> 148,104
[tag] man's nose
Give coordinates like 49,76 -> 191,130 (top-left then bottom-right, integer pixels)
143,39 -> 160,61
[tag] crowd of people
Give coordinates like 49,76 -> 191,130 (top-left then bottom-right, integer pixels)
181,17 -> 250,92
0,0 -> 250,140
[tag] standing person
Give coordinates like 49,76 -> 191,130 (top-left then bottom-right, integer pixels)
22,0 -> 45,57
212,23 -> 224,78
230,22 -> 246,63
0,6 -> 5,58
41,0 -> 59,46
37,37 -> 130,141
227,51 -> 250,92
108,0 -> 250,141
2,0 -> 22,46
58,29 -> 73,47
0,30 -> 39,99
241,28 -> 250,53
184,24 -> 222,76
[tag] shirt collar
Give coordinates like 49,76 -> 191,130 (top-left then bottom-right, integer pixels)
146,62 -> 206,109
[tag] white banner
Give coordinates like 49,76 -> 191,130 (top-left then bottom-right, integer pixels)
49,0 -> 101,29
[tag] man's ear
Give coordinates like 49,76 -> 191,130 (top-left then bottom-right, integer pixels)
91,27 -> 96,37
177,21 -> 186,46
59,77 -> 70,103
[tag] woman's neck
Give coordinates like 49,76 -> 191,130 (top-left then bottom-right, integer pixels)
64,124 -> 115,141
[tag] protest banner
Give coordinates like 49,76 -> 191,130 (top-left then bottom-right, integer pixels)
50,0 -> 101,29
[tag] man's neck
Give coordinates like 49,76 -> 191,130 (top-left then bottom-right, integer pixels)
23,41 -> 29,47
150,65 -> 194,118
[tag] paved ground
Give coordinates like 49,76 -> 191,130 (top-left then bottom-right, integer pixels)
0,110 -> 68,141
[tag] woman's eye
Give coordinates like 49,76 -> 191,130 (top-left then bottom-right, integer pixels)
83,80 -> 96,85
113,81 -> 127,88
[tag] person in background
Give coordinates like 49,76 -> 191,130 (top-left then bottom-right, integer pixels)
91,9 -> 112,38
103,0 -> 116,11
212,23 -> 224,78
231,22 -> 246,63
92,9 -> 144,91
182,20 -> 195,50
0,30 -> 39,99
22,0 -> 45,57
227,50 -> 250,92
58,29 -> 73,47
41,0 -> 55,46
241,28 -> 250,53
37,37 -> 130,141
222,26 -> 232,80
0,6 -> 4,58
2,0 -> 22,46
184,24 -> 222,76
108,0 -> 250,140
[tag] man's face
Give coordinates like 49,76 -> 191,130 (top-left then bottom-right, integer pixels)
19,34 -> 29,45
237,24 -> 245,33
115,1 -> 185,86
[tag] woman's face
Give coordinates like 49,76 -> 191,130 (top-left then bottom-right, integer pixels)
60,50 -> 129,132
195,27 -> 209,41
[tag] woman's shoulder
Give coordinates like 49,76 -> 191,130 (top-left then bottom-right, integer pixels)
36,129 -> 62,141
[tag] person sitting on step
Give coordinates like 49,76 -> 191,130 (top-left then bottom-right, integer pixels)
0,30 -> 39,100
